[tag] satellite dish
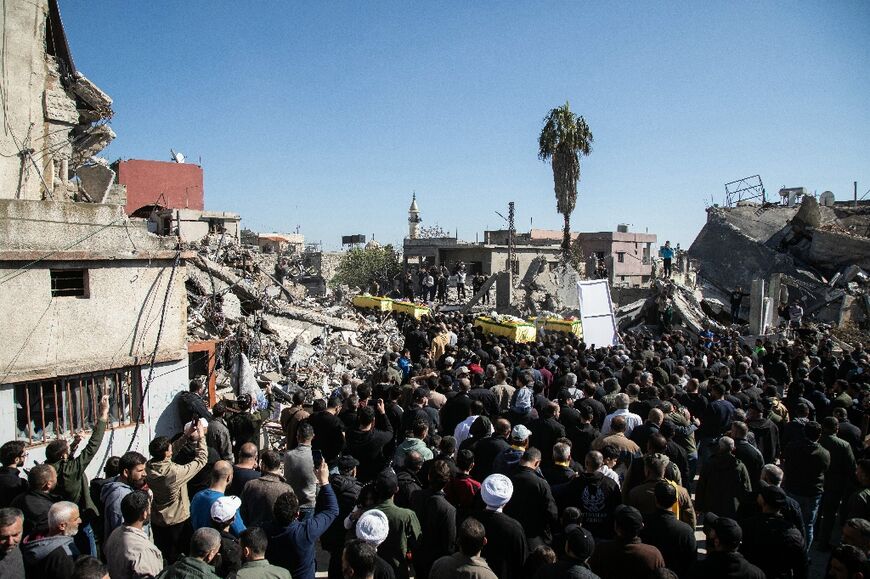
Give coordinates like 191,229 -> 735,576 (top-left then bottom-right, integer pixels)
820,191 -> 835,206
170,149 -> 186,164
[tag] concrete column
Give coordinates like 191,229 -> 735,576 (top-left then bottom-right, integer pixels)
767,273 -> 782,328
749,278 -> 765,335
495,271 -> 512,313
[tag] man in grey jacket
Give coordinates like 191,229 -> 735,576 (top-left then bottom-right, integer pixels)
284,422 -> 318,520
104,491 -> 163,579
21,501 -> 80,578
240,450 -> 292,528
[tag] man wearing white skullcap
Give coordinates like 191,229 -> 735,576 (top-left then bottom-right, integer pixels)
475,475 -> 528,579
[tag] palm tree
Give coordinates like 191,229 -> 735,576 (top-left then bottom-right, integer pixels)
538,102 -> 593,257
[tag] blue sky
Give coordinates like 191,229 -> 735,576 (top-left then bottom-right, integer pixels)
62,2 -> 869,250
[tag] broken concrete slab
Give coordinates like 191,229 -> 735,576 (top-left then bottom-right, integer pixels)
76,162 -> 115,203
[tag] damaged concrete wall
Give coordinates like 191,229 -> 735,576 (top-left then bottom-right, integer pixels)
0,0 -> 113,202
0,258 -> 188,383
0,357 -> 188,483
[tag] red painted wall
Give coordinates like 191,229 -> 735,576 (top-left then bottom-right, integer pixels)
116,159 -> 204,214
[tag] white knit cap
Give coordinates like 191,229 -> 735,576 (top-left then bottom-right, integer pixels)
481,474 -> 514,508
210,496 -> 241,523
356,509 -> 389,546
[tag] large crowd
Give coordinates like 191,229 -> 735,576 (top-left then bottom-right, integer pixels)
1,310 -> 870,579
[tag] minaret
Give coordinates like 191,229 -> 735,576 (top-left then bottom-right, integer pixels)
408,192 -> 421,239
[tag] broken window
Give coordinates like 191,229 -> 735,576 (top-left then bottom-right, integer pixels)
617,252 -> 625,263
14,367 -> 142,446
50,269 -> 88,298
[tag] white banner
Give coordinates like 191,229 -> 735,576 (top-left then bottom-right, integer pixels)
577,279 -> 619,348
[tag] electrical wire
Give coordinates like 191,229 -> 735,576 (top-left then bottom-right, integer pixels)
126,251 -> 181,452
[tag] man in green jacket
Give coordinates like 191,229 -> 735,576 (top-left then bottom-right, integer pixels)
372,470 -> 421,579
45,393 -> 109,556
159,527 -> 221,579
232,527 -> 289,579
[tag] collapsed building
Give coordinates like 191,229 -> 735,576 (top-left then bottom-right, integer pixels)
689,194 -> 870,335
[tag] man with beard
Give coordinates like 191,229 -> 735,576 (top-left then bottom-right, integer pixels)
104,490 -> 164,579
100,451 -> 148,542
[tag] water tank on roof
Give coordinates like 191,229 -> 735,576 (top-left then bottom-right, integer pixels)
779,187 -> 807,207
617,224 -> 629,233
819,191 -> 835,206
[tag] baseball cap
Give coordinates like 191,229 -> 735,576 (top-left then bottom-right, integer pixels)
564,524 -> 595,560
210,496 -> 241,524
510,424 -> 531,442
704,513 -> 742,548
613,505 -> 644,536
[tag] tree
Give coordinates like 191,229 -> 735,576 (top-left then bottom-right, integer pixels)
538,102 -> 593,257
330,244 -> 402,293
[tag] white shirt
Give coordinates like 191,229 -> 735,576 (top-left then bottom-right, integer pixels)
601,408 -> 643,436
598,465 -> 621,488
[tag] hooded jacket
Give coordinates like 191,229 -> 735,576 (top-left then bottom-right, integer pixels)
158,555 -> 220,579
393,437 -> 433,468
695,452 -> 752,517
21,534 -> 78,578
100,477 -> 137,541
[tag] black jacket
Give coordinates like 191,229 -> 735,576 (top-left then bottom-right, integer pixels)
553,471 -> 622,539
412,490 -> 456,578
0,467 -> 27,509
345,415 -> 394,483
746,416 -> 780,463
321,473 -> 361,553
469,387 -> 499,417
734,439 -> 764,492
559,407 -> 598,460
475,509 -> 528,579
640,509 -> 696,579
471,435 -> 510,481
820,433 -> 856,494
739,512 -> 806,579
528,417 -> 566,465
690,551 -> 765,579
11,490 -> 58,537
695,453 -> 752,517
782,439 -> 831,497
394,468 -> 423,509
440,392 -> 473,437
504,467 -> 558,543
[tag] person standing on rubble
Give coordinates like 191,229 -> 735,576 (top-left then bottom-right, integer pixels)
729,286 -> 750,323
422,269 -> 436,303
660,241 -> 674,278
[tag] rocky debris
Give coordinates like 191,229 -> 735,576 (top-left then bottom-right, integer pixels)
186,235 -> 404,403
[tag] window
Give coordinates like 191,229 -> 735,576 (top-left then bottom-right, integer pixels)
14,367 -> 142,445
617,252 -> 625,263
50,269 -> 88,298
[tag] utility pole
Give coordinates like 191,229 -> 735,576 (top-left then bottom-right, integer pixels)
856,181 -> 859,208
508,201 -> 516,284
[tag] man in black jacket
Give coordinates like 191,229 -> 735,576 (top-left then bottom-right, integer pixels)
472,419 -> 511,482
739,485 -> 806,579
0,442 -> 28,509
412,460 -> 456,579
552,451 -> 622,540
323,455 -> 362,579
692,514 -> 765,579
639,482 -> 696,578
817,416 -> 857,549
504,448 -> 558,548
745,401 -> 779,464
730,421 -> 764,492
782,420 -> 830,551
560,398 -> 598,462
476,474 -> 528,579
11,464 -> 59,538
529,402 -> 567,467
345,403 -> 394,483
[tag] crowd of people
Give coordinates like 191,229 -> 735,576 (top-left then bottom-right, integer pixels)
1,309 -> 870,579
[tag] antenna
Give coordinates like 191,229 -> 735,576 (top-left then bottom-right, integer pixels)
170,149 -> 185,164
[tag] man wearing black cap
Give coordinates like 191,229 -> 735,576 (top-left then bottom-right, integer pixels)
738,485 -> 806,579
692,514 -> 764,579
639,482 -> 696,579
534,524 -> 599,579
589,505 -> 665,579
345,402 -> 394,483
321,455 -> 361,573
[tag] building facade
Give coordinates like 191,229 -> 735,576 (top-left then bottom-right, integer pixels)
0,0 -> 192,473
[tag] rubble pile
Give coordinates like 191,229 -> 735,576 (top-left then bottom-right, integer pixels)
689,198 -> 870,334
185,237 -> 404,401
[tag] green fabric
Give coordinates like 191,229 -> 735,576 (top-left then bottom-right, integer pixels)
158,556 -> 220,579
373,498 -> 421,571
47,418 -> 106,517
232,559 -> 291,579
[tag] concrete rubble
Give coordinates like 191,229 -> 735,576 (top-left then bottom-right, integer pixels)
185,235 -> 405,403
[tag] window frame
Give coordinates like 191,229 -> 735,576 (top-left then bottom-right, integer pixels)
49,268 -> 89,298
14,366 -> 143,447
